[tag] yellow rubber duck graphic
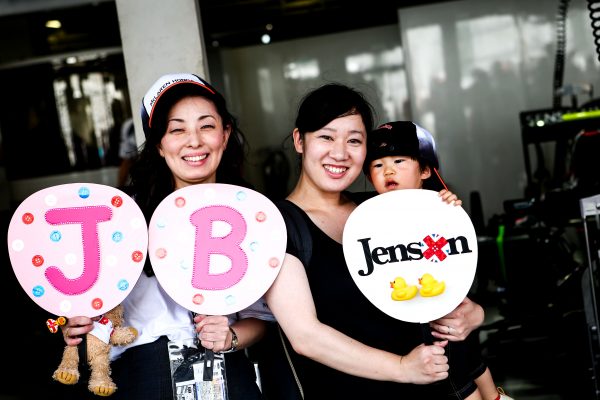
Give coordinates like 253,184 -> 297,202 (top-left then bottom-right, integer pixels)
390,277 -> 418,301
418,273 -> 445,297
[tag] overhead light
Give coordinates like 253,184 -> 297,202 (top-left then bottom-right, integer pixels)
46,20 -> 62,29
261,34 -> 271,44
266,24 -> 273,31
65,56 -> 78,65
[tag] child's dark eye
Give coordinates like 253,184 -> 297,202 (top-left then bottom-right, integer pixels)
394,159 -> 405,164
372,163 -> 383,169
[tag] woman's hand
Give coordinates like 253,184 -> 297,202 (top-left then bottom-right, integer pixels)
194,315 -> 231,352
429,297 -> 484,341
438,189 -> 462,206
61,316 -> 95,346
400,341 -> 449,384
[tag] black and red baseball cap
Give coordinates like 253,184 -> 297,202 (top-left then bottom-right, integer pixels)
365,121 -> 447,190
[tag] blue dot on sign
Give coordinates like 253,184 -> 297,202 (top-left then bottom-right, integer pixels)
225,295 -> 235,305
236,191 -> 247,201
32,285 -> 45,297
112,232 -> 123,242
250,241 -> 258,252
78,187 -> 90,199
117,279 -> 129,291
50,231 -> 62,242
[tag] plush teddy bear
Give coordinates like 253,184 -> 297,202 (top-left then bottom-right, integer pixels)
52,304 -> 138,396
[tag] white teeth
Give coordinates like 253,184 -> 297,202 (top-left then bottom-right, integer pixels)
324,165 -> 347,174
184,155 -> 207,162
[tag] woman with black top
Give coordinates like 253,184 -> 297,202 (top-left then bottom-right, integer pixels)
264,83 -> 486,398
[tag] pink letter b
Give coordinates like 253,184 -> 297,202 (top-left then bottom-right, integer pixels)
190,206 -> 248,290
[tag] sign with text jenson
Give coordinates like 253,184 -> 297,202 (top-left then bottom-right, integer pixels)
342,189 -> 477,323
148,184 -> 286,315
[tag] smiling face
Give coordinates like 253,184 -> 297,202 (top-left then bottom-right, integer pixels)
158,95 -> 230,189
368,155 -> 431,193
294,114 -> 367,194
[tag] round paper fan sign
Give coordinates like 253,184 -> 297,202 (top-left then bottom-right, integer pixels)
148,183 -> 286,315
342,189 -> 477,323
7,183 -> 147,317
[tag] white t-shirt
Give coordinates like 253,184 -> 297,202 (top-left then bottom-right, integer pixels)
110,273 -> 275,360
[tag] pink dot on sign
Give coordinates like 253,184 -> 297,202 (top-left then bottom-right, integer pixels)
22,213 -> 34,224
92,298 -> 103,310
132,250 -> 144,262
155,248 -> 167,259
269,257 -> 280,268
175,197 -> 186,208
255,211 -> 266,222
111,196 -> 123,207
192,294 -> 204,305
32,255 -> 44,267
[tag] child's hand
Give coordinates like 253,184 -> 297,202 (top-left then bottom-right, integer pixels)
438,189 -> 462,206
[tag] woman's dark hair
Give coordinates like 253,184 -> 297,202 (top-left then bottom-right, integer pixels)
295,83 -> 375,137
128,85 -> 248,222
128,84 -> 248,276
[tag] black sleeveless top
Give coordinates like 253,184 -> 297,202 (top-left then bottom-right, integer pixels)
282,199 -> 426,398
280,196 -> 478,398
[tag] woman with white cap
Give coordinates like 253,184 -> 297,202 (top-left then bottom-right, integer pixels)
60,73 -> 269,399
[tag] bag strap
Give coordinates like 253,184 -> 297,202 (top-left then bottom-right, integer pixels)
273,199 -> 313,399
278,325 -> 304,399
276,200 -> 313,267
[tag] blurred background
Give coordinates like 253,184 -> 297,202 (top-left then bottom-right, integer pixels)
2,0 -> 600,398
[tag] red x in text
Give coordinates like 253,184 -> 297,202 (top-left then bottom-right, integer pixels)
422,235 -> 448,261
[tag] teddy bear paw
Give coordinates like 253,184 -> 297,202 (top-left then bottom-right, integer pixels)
110,326 -> 138,346
89,379 -> 117,397
53,368 -> 80,385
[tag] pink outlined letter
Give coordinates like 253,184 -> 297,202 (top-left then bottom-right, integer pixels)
190,206 -> 248,290
45,206 -> 112,295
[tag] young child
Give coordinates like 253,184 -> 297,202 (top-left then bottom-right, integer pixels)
364,121 -> 514,400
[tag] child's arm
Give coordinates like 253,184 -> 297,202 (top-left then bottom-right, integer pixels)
438,189 -> 462,206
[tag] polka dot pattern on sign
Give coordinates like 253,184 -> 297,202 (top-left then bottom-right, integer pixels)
148,183 -> 286,315
7,183 -> 147,317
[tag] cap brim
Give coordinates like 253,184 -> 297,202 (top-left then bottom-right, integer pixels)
148,81 -> 216,128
